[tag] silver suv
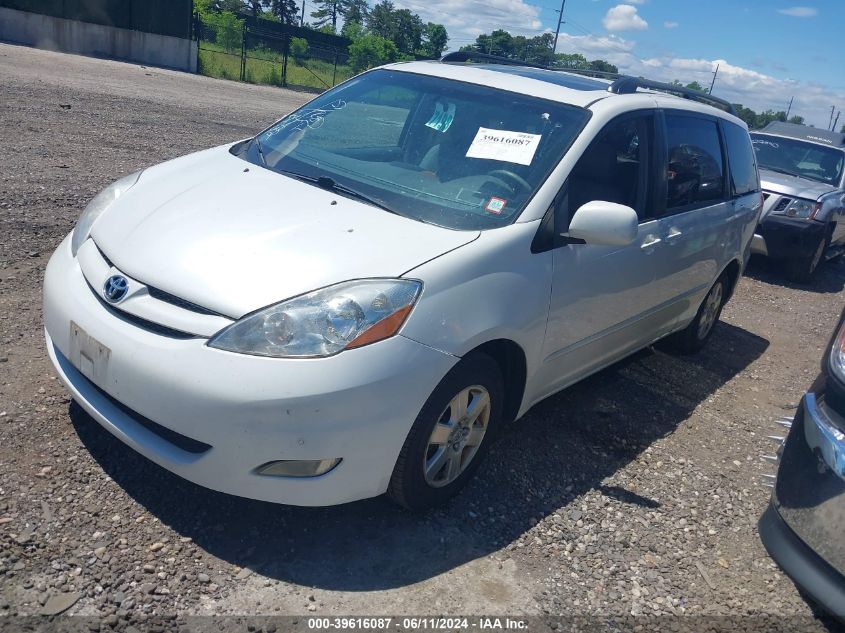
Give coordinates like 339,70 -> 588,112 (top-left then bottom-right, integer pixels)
750,122 -> 845,281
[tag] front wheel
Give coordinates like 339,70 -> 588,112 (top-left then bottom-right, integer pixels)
387,353 -> 503,511
662,275 -> 726,355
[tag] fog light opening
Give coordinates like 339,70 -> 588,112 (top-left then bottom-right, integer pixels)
254,458 -> 342,478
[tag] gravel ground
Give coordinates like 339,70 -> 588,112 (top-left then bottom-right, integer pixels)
1,43 -> 845,632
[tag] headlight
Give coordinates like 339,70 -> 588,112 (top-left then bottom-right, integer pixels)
830,319 -> 845,382
71,171 -> 142,255
208,279 -> 422,358
771,198 -> 820,219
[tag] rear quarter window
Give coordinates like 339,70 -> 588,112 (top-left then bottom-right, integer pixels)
723,122 -> 759,196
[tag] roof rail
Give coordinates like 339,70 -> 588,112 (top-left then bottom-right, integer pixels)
440,51 -> 619,79
608,76 -> 737,115
440,50 -> 738,116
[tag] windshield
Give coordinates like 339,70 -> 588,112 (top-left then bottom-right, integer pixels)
243,69 -> 590,230
751,133 -> 844,186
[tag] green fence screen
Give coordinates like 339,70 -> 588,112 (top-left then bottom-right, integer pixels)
0,0 -> 193,39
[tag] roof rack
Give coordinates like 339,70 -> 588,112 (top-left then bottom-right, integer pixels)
440,50 -> 737,116
607,76 -> 736,115
440,51 -> 619,79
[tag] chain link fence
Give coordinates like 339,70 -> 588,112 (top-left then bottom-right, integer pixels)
196,15 -> 353,92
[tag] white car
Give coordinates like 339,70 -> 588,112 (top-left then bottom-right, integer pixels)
44,53 -> 762,509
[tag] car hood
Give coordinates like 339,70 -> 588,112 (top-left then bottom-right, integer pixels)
759,168 -> 838,201
91,145 -> 479,318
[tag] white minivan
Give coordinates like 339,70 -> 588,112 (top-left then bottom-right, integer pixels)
44,53 -> 762,509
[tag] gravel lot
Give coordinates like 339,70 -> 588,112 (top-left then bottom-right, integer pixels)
2,43 -> 845,632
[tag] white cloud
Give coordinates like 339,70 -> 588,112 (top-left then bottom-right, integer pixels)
663,20 -> 679,28
554,30 -> 843,127
777,6 -> 818,17
390,0 -> 543,45
602,4 -> 648,31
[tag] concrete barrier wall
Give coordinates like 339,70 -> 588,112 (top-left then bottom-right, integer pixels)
0,7 -> 198,73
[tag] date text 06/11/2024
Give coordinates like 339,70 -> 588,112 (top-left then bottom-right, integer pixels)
306,618 -> 530,631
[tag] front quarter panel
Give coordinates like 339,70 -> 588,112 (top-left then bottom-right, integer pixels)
817,190 -> 845,244
401,221 -> 551,400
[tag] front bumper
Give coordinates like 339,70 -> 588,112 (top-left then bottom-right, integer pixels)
759,392 -> 845,620
44,234 -> 458,506
753,215 -> 827,260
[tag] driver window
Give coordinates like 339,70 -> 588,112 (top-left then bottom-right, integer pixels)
564,114 -> 653,225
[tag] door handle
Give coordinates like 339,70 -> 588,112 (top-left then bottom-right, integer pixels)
665,228 -> 683,242
641,236 -> 662,249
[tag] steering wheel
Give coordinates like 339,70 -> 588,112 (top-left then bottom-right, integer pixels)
487,169 -> 532,193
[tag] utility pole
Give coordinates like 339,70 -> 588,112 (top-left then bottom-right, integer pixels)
553,0 -> 567,53
829,106 -> 836,130
300,0 -> 305,27
785,96 -> 794,119
708,63 -> 719,95
833,111 -> 841,132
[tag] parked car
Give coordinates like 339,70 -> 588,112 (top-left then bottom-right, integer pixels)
43,53 -> 761,510
759,307 -> 845,621
750,122 -> 845,281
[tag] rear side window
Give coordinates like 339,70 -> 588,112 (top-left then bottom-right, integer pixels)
723,122 -> 759,196
664,114 -> 725,211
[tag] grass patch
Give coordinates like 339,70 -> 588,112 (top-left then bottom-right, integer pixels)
198,42 -> 354,91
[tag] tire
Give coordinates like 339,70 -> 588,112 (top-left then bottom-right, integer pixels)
387,353 -> 503,511
785,233 -> 830,283
663,275 -> 727,355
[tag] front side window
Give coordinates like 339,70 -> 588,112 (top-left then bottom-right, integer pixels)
243,69 -> 590,230
723,122 -> 759,196
751,133 -> 844,186
566,114 -> 653,223
664,114 -> 725,211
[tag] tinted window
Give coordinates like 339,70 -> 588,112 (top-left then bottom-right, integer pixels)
665,114 -> 725,210
723,122 -> 758,196
567,114 -> 652,222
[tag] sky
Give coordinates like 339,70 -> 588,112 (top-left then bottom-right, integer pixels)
363,0 -> 844,128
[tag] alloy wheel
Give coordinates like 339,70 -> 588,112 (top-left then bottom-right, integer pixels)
423,385 -> 491,487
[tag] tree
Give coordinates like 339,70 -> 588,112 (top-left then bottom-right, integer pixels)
341,19 -> 366,40
310,0 -> 348,32
368,1 -> 397,40
392,9 -> 423,54
421,23 -> 448,58
268,0 -> 299,24
554,53 -> 589,69
840,125 -> 845,134
473,29 -> 513,56
788,115 -> 805,125
290,37 -> 308,62
589,59 -> 618,74
349,34 -> 398,71
345,0 -> 369,25
685,81 -> 704,92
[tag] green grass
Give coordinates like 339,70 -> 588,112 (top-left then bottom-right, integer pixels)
198,42 -> 354,91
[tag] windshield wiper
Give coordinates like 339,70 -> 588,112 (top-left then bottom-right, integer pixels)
253,136 -> 268,166
275,169 -> 401,216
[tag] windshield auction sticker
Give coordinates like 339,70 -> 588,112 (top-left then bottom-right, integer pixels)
466,128 -> 542,166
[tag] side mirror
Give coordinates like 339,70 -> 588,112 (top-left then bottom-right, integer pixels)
566,200 -> 638,246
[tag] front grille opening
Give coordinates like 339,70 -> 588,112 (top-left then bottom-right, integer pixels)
95,242 -> 220,317
147,285 -> 221,316
85,281 -> 198,340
